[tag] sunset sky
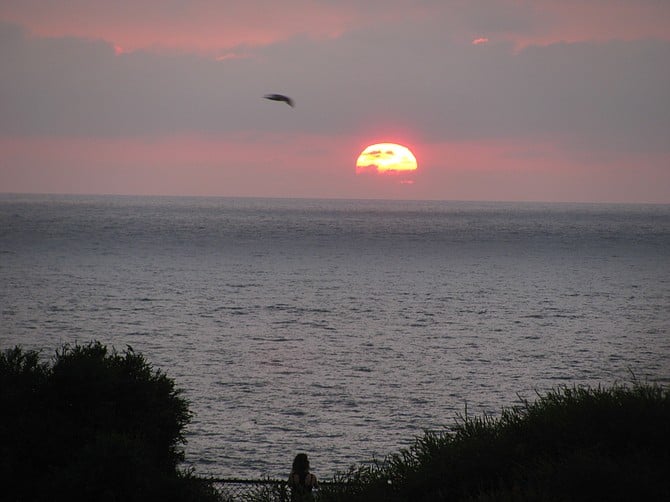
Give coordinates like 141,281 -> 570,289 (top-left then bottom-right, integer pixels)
1,0 -> 669,202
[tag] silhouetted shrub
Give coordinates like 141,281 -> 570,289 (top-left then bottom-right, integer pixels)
0,342 -> 222,502
318,383 -> 670,501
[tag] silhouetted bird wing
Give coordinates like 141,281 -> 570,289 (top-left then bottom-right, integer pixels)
263,93 -> 294,107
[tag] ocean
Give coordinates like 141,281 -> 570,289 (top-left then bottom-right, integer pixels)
1,194 -> 669,478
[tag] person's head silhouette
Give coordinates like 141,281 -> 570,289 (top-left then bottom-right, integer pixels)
292,453 -> 310,474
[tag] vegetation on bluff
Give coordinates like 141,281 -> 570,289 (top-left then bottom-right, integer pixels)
0,342 -> 221,502
2,342 -> 668,501
318,382 -> 670,501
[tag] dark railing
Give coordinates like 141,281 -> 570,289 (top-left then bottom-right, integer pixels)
210,478 -> 351,502
211,479 -> 288,502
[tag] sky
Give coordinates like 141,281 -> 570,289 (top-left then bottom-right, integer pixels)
1,0 -> 669,203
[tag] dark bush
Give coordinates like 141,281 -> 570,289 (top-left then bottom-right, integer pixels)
318,383 -> 670,502
0,342 -> 221,502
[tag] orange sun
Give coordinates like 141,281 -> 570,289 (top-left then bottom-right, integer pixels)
356,143 -> 418,176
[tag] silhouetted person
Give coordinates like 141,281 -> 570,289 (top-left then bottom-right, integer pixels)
288,453 -> 318,501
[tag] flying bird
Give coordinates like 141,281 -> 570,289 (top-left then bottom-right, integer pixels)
263,93 -> 294,107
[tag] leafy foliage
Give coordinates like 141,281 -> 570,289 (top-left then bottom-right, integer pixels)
0,342 -> 222,502
318,383 -> 670,501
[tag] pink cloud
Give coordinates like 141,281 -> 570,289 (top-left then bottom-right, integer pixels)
472,37 -> 489,45
511,0 -> 670,47
0,133 -> 355,197
2,135 -> 668,202
414,139 -> 670,203
0,1 -> 356,52
3,1 -> 670,55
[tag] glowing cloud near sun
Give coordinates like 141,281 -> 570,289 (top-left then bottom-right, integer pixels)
356,143 -> 418,176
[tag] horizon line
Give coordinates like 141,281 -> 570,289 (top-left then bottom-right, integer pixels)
1,191 -> 669,206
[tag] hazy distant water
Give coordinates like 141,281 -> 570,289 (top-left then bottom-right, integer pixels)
1,194 -> 669,478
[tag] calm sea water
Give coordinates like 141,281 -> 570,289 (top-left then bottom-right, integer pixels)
1,194 -> 669,478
